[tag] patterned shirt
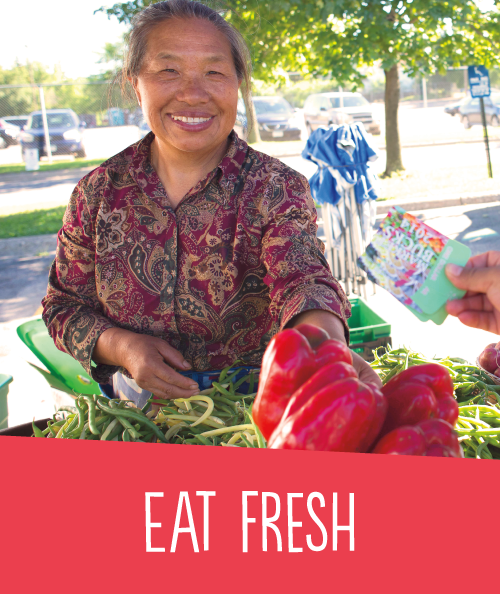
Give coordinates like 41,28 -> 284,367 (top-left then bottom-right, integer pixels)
42,131 -> 351,384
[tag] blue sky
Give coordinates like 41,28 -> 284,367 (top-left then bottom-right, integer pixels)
0,0 -> 129,78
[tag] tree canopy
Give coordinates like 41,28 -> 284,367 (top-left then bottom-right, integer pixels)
95,0 -> 500,171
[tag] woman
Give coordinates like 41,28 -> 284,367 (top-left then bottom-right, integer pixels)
42,0 -> 379,407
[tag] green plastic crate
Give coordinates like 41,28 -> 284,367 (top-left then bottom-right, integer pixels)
347,296 -> 391,345
0,374 -> 13,430
17,319 -> 100,396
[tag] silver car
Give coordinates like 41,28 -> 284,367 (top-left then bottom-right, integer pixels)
303,92 -> 381,135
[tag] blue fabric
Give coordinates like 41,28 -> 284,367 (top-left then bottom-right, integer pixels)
99,367 -> 260,410
302,123 -> 379,205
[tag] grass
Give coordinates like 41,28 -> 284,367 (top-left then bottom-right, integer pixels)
0,206 -> 65,239
0,157 -> 104,176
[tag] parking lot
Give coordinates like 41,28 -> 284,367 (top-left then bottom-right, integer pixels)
0,125 -> 142,166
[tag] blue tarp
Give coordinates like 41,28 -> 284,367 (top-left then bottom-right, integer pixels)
301,123 -> 379,206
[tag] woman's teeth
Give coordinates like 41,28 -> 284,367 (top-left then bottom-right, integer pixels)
171,116 -> 211,124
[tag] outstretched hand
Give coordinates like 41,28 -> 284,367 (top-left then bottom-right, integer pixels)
445,251 -> 500,335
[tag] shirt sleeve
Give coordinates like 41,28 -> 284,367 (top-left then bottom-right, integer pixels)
260,168 -> 351,340
42,172 -> 120,384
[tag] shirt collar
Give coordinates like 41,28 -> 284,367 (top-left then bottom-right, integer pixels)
127,130 -> 249,203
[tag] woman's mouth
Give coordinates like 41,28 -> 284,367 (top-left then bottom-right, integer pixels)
169,114 -> 215,131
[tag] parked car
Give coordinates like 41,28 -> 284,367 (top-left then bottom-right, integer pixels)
458,96 -> 500,128
444,97 -> 469,117
20,109 -> 87,159
0,115 -> 29,147
303,92 -> 381,135
234,98 -> 248,139
251,96 -> 302,141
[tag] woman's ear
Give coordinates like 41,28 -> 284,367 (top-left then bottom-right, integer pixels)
129,76 -> 142,106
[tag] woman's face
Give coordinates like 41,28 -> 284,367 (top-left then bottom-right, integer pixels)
133,18 -> 241,156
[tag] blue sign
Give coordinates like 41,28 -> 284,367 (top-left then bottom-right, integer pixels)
468,65 -> 491,98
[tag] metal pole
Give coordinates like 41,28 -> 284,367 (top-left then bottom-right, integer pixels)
422,78 -> 427,109
480,96 -> 493,178
38,86 -> 53,164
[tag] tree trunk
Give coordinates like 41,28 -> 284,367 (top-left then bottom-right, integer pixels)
243,94 -> 261,144
383,64 -> 404,176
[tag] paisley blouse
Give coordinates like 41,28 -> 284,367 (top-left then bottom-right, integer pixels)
42,131 -> 351,383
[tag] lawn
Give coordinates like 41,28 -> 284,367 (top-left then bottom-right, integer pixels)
0,206 -> 65,239
0,158 -> 104,176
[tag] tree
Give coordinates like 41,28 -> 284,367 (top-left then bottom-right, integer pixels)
96,1 -> 500,174
226,0 -> 500,175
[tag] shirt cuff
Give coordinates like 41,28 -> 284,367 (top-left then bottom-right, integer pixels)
61,312 -> 120,384
279,284 -> 352,343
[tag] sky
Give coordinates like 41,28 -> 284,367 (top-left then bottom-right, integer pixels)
0,0 -> 129,79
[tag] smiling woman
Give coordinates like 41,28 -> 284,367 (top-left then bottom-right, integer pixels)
42,0 -> 379,409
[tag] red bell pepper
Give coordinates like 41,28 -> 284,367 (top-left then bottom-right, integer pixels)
372,418 -> 462,457
253,325 -> 352,440
282,361 -> 358,421
380,363 -> 458,436
268,378 -> 387,453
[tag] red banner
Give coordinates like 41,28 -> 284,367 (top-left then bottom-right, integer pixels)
0,437 -> 496,593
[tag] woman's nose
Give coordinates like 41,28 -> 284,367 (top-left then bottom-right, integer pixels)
175,76 -> 211,105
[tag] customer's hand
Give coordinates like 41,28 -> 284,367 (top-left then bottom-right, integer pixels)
93,328 -> 200,399
445,251 -> 500,334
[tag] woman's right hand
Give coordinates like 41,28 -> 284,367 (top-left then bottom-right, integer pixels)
93,328 -> 200,399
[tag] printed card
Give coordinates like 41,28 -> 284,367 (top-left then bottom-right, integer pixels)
357,207 -> 471,324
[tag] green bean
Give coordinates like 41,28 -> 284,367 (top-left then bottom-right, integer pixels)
165,423 -> 186,442
218,364 -> 232,383
81,395 -> 101,435
456,427 -> 500,436
67,397 -> 88,438
458,405 -> 500,416
60,414 -> 79,438
200,423 -> 254,437
240,433 -> 254,448
212,382 -> 245,401
101,419 -> 121,441
194,434 -> 213,446
248,409 -> 266,449
96,400 -> 169,443
32,420 -> 45,438
247,372 -> 255,395
46,421 -> 58,437
115,416 -> 143,440
122,429 -> 131,442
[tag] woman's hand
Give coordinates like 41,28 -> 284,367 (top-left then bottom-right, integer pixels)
93,328 -> 200,399
351,351 -> 382,388
288,309 -> 382,388
445,251 -> 500,335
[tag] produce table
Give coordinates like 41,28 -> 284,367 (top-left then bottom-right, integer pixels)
3,344 -> 500,459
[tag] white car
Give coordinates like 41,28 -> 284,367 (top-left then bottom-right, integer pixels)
303,92 -> 381,135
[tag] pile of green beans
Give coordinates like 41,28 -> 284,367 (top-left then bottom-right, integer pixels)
32,366 -> 266,448
371,346 -> 500,459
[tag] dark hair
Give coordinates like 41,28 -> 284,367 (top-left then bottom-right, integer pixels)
121,0 -> 252,127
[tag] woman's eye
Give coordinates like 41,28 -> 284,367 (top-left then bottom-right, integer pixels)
163,69 -> 177,73
208,71 -> 223,75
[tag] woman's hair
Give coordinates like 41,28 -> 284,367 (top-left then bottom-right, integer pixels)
121,0 -> 252,126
